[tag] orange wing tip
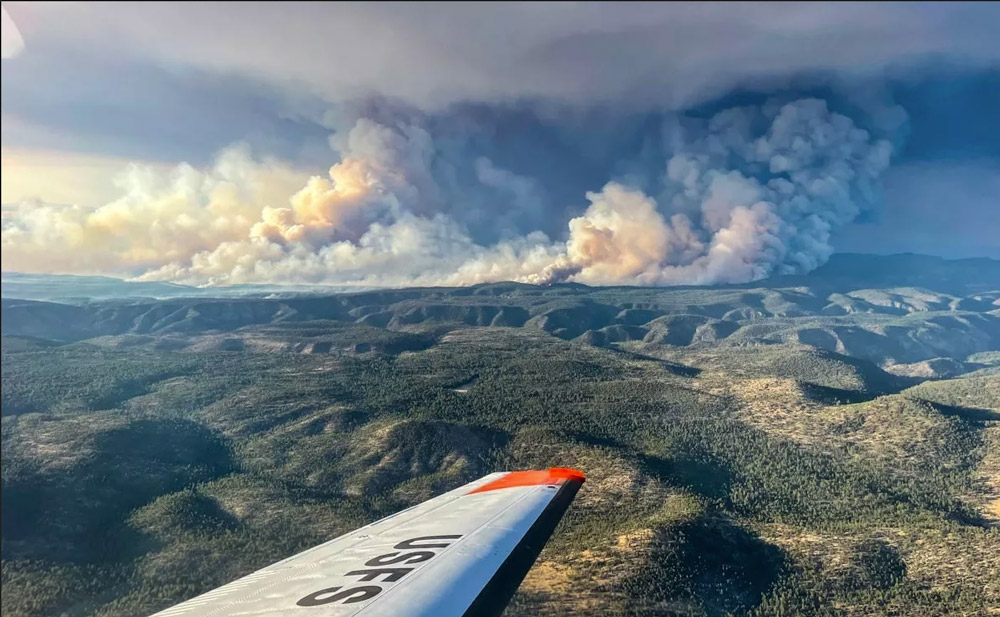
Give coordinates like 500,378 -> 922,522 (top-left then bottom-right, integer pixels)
468,467 -> 586,494
548,467 -> 586,483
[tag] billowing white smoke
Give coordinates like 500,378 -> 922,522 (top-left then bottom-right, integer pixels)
538,99 -> 893,285
1,99 -> 892,287
1,146 -> 307,274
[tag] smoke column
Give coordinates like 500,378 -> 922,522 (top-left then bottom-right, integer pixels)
1,99 -> 893,287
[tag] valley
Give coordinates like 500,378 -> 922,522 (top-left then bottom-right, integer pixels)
2,254 -> 998,616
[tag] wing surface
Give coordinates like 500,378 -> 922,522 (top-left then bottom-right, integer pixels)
149,467 -> 585,617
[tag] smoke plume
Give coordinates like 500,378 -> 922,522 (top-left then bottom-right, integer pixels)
2,99 -> 893,287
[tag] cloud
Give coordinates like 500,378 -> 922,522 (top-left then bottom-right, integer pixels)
530,99 -> 892,285
2,4 -> 993,285
3,98 -> 895,287
4,3 -> 998,109
1,145 -> 308,274
1,5 -> 24,59
0,146 -> 169,208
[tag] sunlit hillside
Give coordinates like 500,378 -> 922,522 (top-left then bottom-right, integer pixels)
2,254 -> 998,617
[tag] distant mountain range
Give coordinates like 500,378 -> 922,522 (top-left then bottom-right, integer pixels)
3,253 -> 998,373
790,253 -> 1000,295
3,253 -> 998,303
0,272 -> 371,302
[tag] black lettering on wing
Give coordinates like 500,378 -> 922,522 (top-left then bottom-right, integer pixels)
365,551 -> 435,566
345,568 -> 413,583
296,585 -> 381,606
296,534 -> 463,607
393,535 -> 462,550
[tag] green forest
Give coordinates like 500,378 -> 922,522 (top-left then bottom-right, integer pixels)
2,262 -> 999,616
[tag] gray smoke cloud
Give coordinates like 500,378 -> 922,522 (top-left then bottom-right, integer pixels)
534,98 -> 893,285
7,3 -> 997,110
2,98 -> 894,287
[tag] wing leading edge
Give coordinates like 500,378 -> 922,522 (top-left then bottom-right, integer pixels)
149,468 -> 585,617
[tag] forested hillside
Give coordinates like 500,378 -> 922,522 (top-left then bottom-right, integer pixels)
2,254 -> 998,616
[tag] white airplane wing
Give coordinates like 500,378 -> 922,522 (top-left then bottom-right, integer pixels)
150,467 -> 586,617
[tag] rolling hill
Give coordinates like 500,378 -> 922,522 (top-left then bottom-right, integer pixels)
2,254 -> 998,617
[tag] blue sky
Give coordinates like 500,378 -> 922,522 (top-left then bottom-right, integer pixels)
1,2 -> 997,285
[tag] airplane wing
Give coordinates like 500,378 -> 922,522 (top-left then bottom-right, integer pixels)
150,467 -> 585,617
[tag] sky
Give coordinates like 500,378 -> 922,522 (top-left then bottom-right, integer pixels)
1,2 -> 998,287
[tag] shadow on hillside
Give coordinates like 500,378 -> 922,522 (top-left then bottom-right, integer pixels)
1,419 -> 233,563
926,401 -> 1000,422
605,347 -> 702,377
565,433 -> 733,504
799,382 -> 875,405
632,452 -> 733,504
625,516 -> 786,616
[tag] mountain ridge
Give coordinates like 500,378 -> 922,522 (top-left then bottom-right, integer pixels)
3,252 -> 998,303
